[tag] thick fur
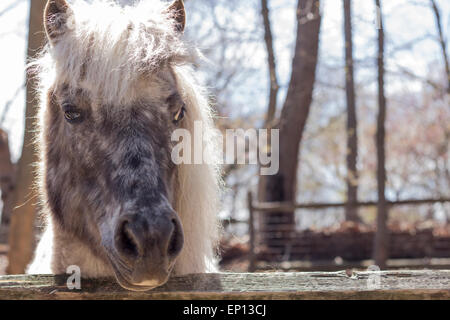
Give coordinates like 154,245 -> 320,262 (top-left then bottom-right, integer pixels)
27,0 -> 221,279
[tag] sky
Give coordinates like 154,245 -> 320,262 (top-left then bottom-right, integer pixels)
0,0 -> 448,162
0,0 -> 28,161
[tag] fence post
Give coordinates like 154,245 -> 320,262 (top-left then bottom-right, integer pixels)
247,191 -> 256,272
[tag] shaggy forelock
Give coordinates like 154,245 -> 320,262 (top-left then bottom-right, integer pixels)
38,0 -> 196,105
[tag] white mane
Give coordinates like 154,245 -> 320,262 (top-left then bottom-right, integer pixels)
36,0 -> 197,105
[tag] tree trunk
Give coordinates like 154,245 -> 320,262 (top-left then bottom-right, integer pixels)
0,129 -> 16,227
257,0 -> 279,203
261,0 -> 279,128
343,0 -> 359,222
7,0 -> 47,274
261,0 -> 322,255
430,0 -> 450,94
373,0 -> 389,269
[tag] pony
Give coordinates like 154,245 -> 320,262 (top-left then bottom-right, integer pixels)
27,0 -> 221,291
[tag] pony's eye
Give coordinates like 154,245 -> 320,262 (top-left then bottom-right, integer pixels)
64,111 -> 82,122
62,104 -> 83,124
173,105 -> 186,125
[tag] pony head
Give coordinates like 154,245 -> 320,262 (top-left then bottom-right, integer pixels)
35,0 -> 220,291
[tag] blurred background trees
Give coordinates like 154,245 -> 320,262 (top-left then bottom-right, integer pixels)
5,0 -> 45,275
0,0 -> 449,274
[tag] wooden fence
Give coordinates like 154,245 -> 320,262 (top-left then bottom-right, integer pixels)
247,192 -> 450,272
0,270 -> 449,299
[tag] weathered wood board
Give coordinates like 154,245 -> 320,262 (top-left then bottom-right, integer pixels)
0,270 -> 449,300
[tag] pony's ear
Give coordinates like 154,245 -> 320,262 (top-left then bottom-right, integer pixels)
165,0 -> 186,33
44,0 -> 73,43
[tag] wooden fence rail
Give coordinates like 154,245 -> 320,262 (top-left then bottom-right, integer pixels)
0,270 -> 450,299
251,196 -> 450,212
247,192 -> 450,271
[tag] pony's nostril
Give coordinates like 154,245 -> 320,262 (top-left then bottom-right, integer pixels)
167,218 -> 183,257
118,221 -> 139,258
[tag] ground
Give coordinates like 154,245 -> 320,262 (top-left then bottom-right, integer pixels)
0,225 -> 8,275
0,254 -> 6,275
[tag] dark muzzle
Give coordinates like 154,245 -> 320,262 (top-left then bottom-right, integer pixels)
112,208 -> 184,290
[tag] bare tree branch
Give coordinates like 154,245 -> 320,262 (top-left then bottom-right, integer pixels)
0,0 -> 23,17
1,82 -> 26,126
430,0 -> 450,93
